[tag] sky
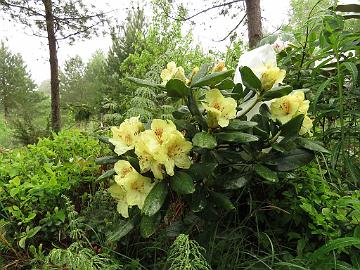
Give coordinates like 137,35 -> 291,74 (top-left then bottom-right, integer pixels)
0,0 -> 291,84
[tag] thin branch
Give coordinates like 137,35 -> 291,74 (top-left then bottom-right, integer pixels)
0,0 -> 45,17
56,20 -> 103,41
213,13 -> 246,42
174,0 -> 244,21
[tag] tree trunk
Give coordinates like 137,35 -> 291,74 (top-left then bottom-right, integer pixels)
245,0 -> 263,49
43,0 -> 61,132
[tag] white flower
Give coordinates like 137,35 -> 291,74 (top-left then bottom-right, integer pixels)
271,37 -> 289,53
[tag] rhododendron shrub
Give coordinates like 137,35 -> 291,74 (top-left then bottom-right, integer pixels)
97,45 -> 327,238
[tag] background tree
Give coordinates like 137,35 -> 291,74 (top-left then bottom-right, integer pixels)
0,0 -> 108,132
0,42 -> 36,122
155,0 -> 262,47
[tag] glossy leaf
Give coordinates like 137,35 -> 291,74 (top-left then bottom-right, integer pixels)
106,216 -> 138,242
165,79 -> 191,97
96,169 -> 116,182
191,69 -> 234,87
254,164 -> 278,182
216,78 -> 235,90
216,132 -> 258,143
142,182 -> 168,216
225,119 -> 258,130
192,132 -> 217,149
170,172 -> 195,195
210,191 -> 235,210
280,114 -> 304,137
297,138 -> 330,153
239,66 -> 261,90
140,212 -> 161,238
262,85 -> 293,100
267,148 -> 314,171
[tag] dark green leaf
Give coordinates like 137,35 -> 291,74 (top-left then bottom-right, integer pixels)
254,164 -> 278,182
239,66 -> 261,90
280,114 -> 304,137
262,85 -> 293,100
95,156 -> 120,165
216,78 -> 235,90
189,162 -> 217,179
192,70 -> 234,87
142,182 -> 168,216
128,77 -> 162,88
96,169 -> 116,182
216,132 -> 259,143
165,79 -> 191,97
210,191 -> 235,210
267,148 -> 314,171
140,213 -> 161,238
106,216 -> 138,242
225,119 -> 258,130
297,138 -> 330,153
191,63 -> 211,84
170,172 -> 195,195
222,175 -> 249,190
192,132 -> 217,149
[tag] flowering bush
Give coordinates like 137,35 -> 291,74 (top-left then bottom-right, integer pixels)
98,45 -> 328,238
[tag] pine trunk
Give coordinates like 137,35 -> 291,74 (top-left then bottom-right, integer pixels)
43,0 -> 61,132
245,0 -> 263,48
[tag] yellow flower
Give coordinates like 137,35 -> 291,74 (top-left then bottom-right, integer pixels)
203,89 -> 237,128
151,119 -> 177,143
108,183 -> 129,218
111,160 -> 155,217
260,65 -> 286,91
270,94 -> 301,124
135,130 -> 165,179
212,62 -> 227,73
156,131 -> 192,176
234,44 -> 286,91
134,119 -> 193,179
160,62 -> 187,84
300,116 -> 313,136
270,90 -> 313,136
109,116 -> 144,156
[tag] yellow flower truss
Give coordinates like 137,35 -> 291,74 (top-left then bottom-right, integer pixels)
212,62 -> 227,73
160,61 -> 187,84
134,119 -> 192,179
109,116 -> 144,156
109,160 -> 154,218
203,89 -> 237,128
260,64 -> 286,91
270,90 -> 313,135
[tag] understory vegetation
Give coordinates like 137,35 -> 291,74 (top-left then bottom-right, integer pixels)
0,0 -> 359,269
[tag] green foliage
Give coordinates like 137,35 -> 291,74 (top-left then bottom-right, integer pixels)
0,129 -> 102,248
166,234 -> 211,270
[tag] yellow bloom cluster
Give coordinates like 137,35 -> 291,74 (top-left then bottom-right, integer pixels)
270,90 -> 313,135
202,89 -> 237,128
212,62 -> 227,73
109,116 -> 144,156
135,119 -> 192,179
110,118 -> 192,180
160,61 -> 187,84
260,64 -> 286,91
109,160 -> 154,218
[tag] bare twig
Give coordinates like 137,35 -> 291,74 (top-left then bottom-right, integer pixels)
213,13 -> 246,42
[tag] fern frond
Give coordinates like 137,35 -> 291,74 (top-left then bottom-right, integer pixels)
167,234 -> 211,270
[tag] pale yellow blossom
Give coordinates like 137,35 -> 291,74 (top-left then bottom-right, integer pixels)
203,89 -> 237,128
109,116 -> 144,156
